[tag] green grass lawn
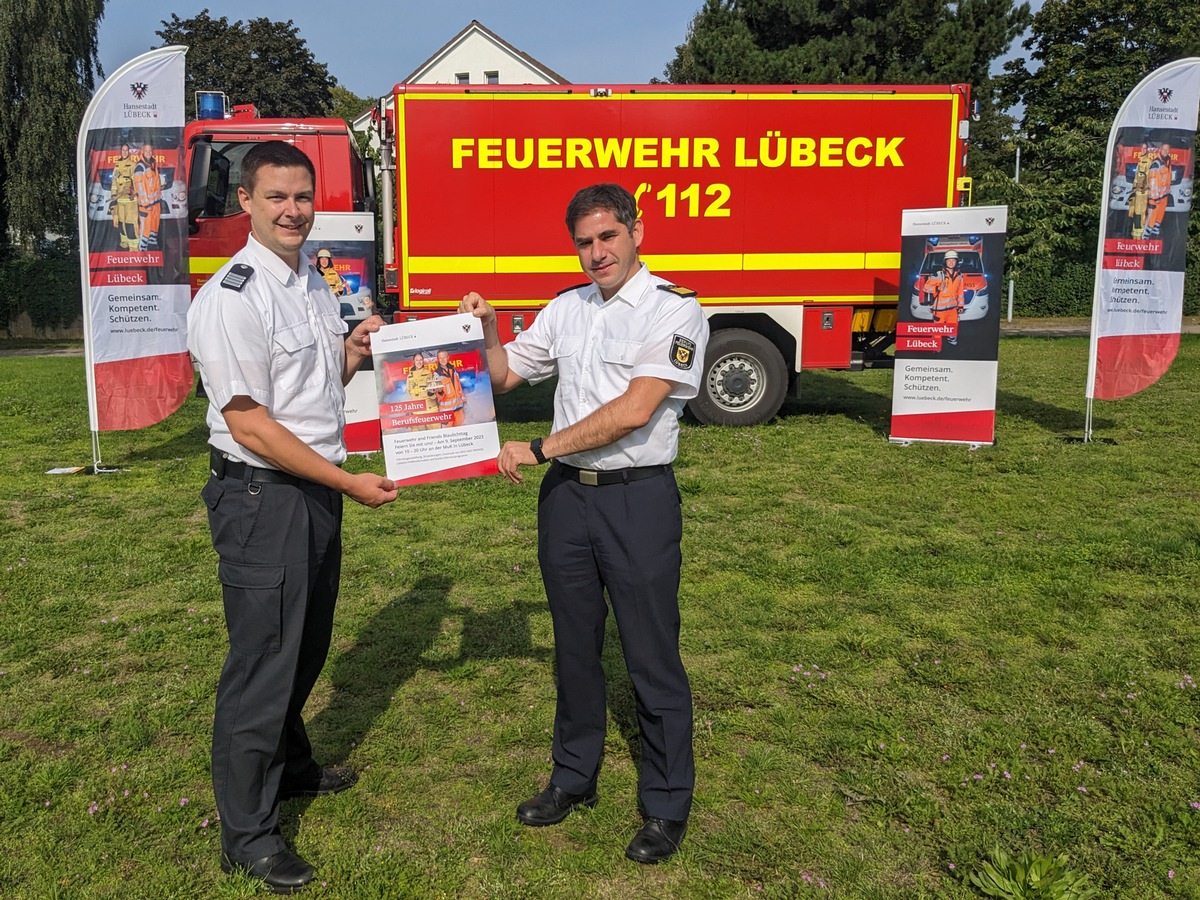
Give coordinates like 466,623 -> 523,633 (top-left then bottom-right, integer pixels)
2,336 -> 1199,898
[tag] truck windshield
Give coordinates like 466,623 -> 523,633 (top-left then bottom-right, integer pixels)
198,142 -> 256,218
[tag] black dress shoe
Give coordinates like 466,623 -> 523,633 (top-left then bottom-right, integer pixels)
279,766 -> 357,800
221,849 -> 315,894
516,784 -> 598,826
625,817 -> 688,863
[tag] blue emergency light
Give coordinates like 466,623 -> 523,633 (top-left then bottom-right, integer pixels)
197,92 -> 226,120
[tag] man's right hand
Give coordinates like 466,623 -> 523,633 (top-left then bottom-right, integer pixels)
346,472 -> 399,508
459,292 -> 496,325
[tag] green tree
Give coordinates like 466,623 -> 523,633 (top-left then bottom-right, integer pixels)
663,0 -> 1029,88
330,85 -> 371,125
998,0 -> 1200,281
0,0 -> 106,255
156,10 -> 333,119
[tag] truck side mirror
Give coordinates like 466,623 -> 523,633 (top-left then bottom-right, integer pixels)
363,159 -> 377,213
187,140 -> 213,233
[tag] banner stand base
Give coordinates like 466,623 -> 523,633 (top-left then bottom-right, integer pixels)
45,465 -> 124,476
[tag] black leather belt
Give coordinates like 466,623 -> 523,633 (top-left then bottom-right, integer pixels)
554,461 -> 670,486
210,449 -> 311,488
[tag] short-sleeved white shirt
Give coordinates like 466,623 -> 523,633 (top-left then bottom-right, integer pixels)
187,233 -> 350,467
505,263 -> 709,469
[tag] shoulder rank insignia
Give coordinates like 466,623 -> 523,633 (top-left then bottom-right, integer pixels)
658,284 -> 697,298
220,264 -> 255,292
555,282 -> 591,297
670,334 -> 697,371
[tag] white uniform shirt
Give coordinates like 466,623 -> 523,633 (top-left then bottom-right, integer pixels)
187,233 -> 350,468
505,264 -> 709,469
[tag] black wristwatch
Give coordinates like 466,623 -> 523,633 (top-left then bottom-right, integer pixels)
530,437 -> 548,465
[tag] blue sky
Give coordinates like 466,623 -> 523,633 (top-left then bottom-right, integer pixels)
98,1 -> 707,99
99,1 -> 1037,102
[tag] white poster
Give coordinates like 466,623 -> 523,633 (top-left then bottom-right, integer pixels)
890,205 -> 1008,446
370,314 -> 500,485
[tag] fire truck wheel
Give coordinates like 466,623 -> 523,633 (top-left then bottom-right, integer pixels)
688,328 -> 787,427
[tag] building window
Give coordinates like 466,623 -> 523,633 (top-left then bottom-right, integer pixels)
456,72 -> 469,84
485,71 -> 499,84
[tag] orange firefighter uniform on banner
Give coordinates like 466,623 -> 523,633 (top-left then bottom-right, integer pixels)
134,149 -> 162,251
434,357 -> 466,427
924,252 -> 966,331
1144,144 -> 1173,236
110,146 -> 139,251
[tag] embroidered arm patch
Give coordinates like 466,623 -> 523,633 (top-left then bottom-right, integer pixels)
670,334 -> 697,370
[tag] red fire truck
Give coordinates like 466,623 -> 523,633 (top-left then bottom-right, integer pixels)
185,84 -> 973,428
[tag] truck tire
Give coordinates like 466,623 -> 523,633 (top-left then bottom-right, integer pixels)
688,328 -> 788,426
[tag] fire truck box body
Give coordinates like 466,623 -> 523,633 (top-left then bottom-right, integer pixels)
383,83 -> 972,425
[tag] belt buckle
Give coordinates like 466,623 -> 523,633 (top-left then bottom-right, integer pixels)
579,469 -> 599,486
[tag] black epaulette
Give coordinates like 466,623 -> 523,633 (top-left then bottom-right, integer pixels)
220,264 -> 255,292
556,282 -> 592,297
658,284 -> 697,298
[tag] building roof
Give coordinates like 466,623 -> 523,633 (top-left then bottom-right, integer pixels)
402,19 -> 569,85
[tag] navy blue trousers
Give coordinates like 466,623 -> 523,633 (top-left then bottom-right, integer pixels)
537,463 -> 695,822
202,471 -> 341,862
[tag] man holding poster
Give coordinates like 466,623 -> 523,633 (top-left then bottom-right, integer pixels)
188,141 -> 397,893
460,182 -> 708,864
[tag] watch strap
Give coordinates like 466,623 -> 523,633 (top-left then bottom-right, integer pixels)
530,437 -> 548,465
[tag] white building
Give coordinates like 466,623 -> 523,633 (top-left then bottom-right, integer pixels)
352,20 -> 568,140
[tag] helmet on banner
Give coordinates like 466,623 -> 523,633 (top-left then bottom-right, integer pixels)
943,250 -> 959,261
317,248 -> 333,260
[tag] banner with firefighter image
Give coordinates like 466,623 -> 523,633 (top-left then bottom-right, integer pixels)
890,205 -> 1008,446
1087,58 -> 1200,402
77,46 -> 192,432
370,314 -> 500,485
303,212 -> 382,453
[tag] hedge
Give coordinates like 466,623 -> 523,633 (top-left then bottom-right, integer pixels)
0,256 -> 83,332
1011,253 -> 1200,318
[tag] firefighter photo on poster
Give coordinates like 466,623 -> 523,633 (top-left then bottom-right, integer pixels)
82,128 -> 189,283
898,231 -> 1004,362
1104,126 -> 1194,273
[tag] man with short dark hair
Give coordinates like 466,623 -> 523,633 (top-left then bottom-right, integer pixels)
460,182 -> 709,864
188,140 -> 397,892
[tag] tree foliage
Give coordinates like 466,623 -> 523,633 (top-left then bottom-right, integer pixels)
663,0 -> 1029,88
0,0 -> 106,255
998,0 -> 1200,273
330,85 -> 370,125
156,10 -> 334,119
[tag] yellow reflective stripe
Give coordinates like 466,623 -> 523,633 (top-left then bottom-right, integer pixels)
405,252 -> 900,275
865,252 -> 901,269
497,256 -> 579,274
191,256 -> 228,274
403,294 -> 892,309
642,254 -> 742,271
407,256 -> 496,274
